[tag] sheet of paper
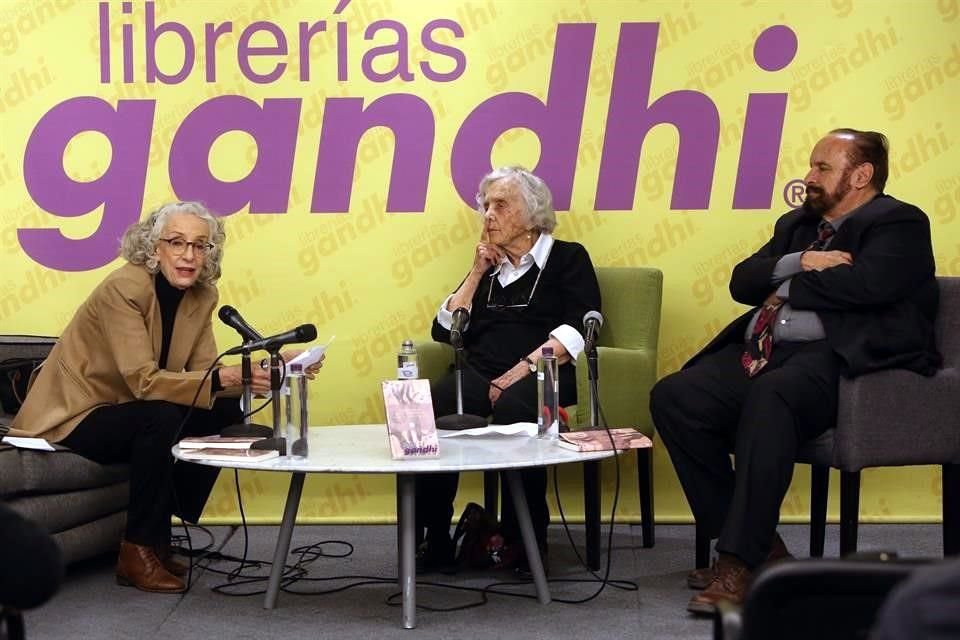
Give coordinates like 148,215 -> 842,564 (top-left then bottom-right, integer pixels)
285,336 -> 334,375
2,436 -> 56,451
438,422 -> 537,438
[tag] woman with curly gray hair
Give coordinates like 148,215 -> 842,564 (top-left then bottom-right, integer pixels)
12,201 -> 280,594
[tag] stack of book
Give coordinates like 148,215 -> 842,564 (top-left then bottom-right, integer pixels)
177,435 -> 279,462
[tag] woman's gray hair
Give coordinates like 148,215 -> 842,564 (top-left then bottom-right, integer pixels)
120,201 -> 226,285
475,166 -> 556,233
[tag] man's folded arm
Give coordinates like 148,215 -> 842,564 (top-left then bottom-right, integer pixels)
789,218 -> 934,310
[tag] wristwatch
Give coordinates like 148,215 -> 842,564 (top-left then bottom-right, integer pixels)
522,356 -> 536,373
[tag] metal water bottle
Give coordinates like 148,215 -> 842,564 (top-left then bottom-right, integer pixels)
285,363 -> 309,458
537,347 -> 559,439
397,339 -> 419,380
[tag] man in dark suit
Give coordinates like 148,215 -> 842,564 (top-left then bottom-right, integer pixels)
650,129 -> 941,614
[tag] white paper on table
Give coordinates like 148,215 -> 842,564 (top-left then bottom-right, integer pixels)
438,422 -> 537,438
2,436 -> 56,451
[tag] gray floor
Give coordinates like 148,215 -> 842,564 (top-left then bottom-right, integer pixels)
23,523 -> 944,639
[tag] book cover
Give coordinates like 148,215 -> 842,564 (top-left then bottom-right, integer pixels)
178,435 -> 265,449
381,379 -> 439,459
178,447 -> 279,462
557,428 -> 654,452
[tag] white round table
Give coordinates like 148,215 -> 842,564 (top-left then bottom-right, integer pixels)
173,424 -> 615,628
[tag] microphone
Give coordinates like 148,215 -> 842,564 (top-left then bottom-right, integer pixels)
449,307 -> 469,350
583,310 -> 604,354
218,305 -> 263,342
225,324 -> 317,355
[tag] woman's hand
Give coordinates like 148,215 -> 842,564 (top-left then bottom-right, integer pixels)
489,361 -> 530,405
280,349 -> 325,379
473,241 -> 504,274
218,364 -> 272,394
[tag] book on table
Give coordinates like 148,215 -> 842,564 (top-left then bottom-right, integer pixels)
381,379 -> 439,459
178,435 -> 265,449
178,447 -> 279,462
556,428 -> 653,452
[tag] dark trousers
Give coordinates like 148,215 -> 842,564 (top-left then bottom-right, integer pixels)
650,340 -> 839,568
60,398 -> 242,547
416,362 -> 577,549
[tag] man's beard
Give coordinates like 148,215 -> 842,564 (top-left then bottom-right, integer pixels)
803,168 -> 852,216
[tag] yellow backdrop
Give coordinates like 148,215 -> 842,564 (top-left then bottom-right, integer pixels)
1,0 -> 958,525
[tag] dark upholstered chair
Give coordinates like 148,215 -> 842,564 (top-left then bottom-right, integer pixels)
0,335 -> 130,565
696,276 -> 960,568
418,266 -> 663,570
712,557 -> 924,640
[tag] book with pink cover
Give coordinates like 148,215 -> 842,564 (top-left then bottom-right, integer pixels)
381,379 -> 439,459
178,435 -> 265,449
557,428 -> 653,452
178,447 -> 279,462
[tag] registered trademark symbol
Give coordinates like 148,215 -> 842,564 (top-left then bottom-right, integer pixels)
783,179 -> 806,207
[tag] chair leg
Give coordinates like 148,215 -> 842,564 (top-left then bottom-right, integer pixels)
483,471 -> 499,518
695,523 -> 711,568
839,470 -> 861,557
637,448 -> 655,548
1,607 -> 25,640
584,460 -> 602,571
943,463 -> 960,556
809,465 -> 829,557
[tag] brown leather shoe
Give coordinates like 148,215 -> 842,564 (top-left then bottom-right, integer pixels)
155,545 -> 189,578
687,553 -> 751,615
687,560 -> 716,590
116,541 -> 186,593
687,532 -> 793,589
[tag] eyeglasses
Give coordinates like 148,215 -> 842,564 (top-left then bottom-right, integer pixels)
160,237 -> 215,256
486,267 -> 543,311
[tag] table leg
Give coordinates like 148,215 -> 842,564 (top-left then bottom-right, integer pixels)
263,472 -> 305,609
397,474 -> 417,628
504,470 -> 551,604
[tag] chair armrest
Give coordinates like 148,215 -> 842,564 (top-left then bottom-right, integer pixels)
713,599 -> 743,640
834,367 -> 960,471
572,347 -> 657,436
414,342 -> 454,384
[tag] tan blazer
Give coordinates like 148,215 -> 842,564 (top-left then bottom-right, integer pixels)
10,263 -> 220,443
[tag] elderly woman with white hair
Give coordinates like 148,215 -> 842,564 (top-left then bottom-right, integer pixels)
11,201 -> 296,593
415,167 -> 601,573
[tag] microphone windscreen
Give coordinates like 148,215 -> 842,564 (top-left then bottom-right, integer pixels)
583,310 -> 604,327
218,305 -> 237,323
297,324 -> 318,342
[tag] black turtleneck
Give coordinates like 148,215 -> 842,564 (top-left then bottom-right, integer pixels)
154,272 -> 185,370
155,272 -> 223,393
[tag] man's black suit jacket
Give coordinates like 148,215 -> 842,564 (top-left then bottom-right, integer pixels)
688,194 -> 941,378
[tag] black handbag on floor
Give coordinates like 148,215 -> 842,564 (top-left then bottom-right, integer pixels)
452,502 -> 505,570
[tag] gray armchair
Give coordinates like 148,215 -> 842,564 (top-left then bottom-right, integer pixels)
820,275 -> 960,556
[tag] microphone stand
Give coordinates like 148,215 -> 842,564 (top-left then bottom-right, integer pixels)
583,338 -> 603,570
586,341 -> 600,426
249,349 -> 287,453
220,347 -> 273,439
435,341 -> 487,431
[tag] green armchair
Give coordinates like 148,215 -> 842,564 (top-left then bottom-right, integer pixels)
417,266 -> 663,569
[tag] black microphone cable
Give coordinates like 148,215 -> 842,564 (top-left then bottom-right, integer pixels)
168,350 -> 287,592
450,346 -> 636,599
